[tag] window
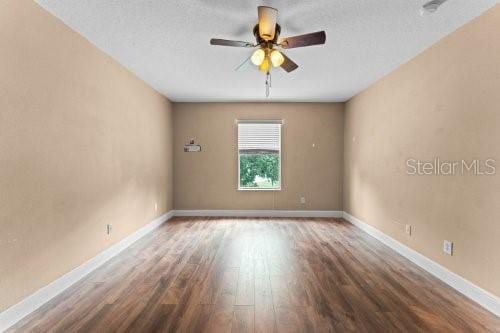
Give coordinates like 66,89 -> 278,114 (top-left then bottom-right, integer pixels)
238,120 -> 282,190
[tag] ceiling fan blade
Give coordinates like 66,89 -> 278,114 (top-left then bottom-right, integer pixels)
258,6 -> 278,41
280,31 -> 326,49
235,57 -> 253,72
280,53 -> 299,73
422,0 -> 448,13
210,39 -> 254,47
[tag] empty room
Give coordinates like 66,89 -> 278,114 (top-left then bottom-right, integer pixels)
1,0 -> 500,332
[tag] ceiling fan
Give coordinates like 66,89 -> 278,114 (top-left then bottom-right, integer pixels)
210,6 -> 326,96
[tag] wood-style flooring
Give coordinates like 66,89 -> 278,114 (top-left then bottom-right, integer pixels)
9,217 -> 500,332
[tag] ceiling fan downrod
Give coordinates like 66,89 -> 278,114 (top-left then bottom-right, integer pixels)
265,71 -> 271,97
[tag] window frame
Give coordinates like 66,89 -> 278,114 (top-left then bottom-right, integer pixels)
237,120 -> 282,191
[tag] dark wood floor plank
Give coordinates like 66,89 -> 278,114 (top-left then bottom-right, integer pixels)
235,256 -> 255,306
205,267 -> 239,333
8,217 -> 500,333
275,305 -> 315,333
162,263 -> 199,304
232,305 -> 254,333
254,257 -> 277,333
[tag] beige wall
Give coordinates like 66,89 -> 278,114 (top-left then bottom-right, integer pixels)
344,5 -> 500,297
0,0 -> 173,311
173,103 -> 343,211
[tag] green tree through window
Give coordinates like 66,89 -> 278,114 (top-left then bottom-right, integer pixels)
239,154 -> 280,188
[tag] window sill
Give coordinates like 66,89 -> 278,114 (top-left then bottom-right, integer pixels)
237,187 -> 282,191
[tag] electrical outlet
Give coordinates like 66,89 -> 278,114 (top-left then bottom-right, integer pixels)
443,240 -> 453,255
106,224 -> 113,235
154,202 -> 158,212
300,196 -> 306,204
405,224 -> 412,236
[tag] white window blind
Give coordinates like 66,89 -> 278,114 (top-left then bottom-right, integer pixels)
238,122 -> 281,154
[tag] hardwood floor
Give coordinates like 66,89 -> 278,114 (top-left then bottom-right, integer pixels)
9,217 -> 500,332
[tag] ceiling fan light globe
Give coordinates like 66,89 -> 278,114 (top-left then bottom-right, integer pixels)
251,48 -> 266,66
270,50 -> 285,67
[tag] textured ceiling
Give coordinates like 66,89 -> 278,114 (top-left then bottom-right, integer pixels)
36,0 -> 497,102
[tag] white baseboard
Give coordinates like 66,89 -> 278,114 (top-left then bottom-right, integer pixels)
0,210 -> 175,333
174,209 -> 343,218
342,211 -> 500,317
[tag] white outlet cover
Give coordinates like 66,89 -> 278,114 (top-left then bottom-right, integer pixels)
443,240 -> 453,255
405,224 -> 412,235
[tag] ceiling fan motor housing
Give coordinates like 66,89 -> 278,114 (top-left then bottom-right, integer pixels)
253,24 -> 281,45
